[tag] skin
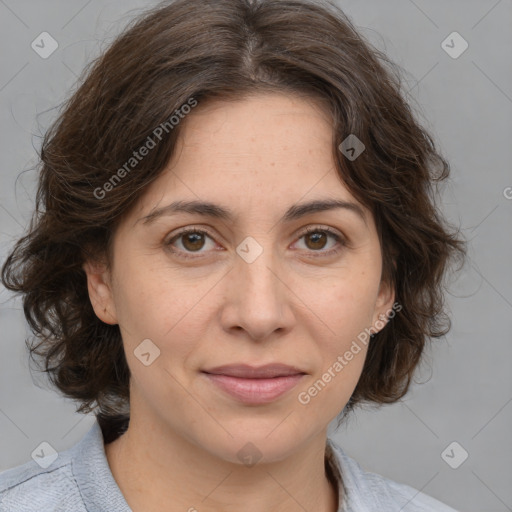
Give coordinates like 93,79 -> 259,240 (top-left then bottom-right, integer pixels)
83,92 -> 395,512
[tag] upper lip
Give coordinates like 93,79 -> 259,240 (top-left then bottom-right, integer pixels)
202,363 -> 306,379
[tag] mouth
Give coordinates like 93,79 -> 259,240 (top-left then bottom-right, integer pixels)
201,363 -> 307,404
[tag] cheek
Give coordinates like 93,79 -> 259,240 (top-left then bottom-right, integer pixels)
122,281 -> 213,384
305,269 -> 381,344
112,256 -> 197,336
296,341 -> 368,419
297,268 -> 379,406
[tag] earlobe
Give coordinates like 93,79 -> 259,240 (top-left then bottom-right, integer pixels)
82,260 -> 117,325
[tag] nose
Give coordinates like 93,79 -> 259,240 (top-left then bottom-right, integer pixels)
219,242 -> 295,342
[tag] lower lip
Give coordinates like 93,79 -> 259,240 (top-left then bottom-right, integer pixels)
203,373 -> 305,404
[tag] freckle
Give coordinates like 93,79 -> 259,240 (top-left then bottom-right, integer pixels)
271,162 -> 275,166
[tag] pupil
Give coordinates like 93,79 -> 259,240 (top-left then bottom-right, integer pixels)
308,232 -> 326,249
184,233 -> 204,251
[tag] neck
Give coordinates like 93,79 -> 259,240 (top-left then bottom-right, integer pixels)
104,413 -> 339,512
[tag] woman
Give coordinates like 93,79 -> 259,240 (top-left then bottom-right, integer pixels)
0,0 -> 465,510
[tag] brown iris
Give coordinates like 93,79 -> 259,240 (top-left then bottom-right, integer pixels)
304,231 -> 328,250
182,232 -> 205,252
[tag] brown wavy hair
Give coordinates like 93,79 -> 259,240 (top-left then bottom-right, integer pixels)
1,0 -> 465,443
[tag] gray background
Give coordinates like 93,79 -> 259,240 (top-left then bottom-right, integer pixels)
0,1 -> 511,510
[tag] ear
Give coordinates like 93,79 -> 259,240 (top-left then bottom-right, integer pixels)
370,277 -> 396,334
82,259 -> 118,325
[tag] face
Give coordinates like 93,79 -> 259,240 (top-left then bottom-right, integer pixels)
84,92 -> 394,464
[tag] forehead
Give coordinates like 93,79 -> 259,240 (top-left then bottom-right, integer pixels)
179,92 -> 333,158
129,92 -> 370,226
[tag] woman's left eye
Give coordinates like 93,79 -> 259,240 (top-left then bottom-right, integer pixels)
165,226 -> 346,259
294,227 -> 345,257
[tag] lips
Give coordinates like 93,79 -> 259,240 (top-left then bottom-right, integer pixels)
201,363 -> 307,404
202,363 -> 306,379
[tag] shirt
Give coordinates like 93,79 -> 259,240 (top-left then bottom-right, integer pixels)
0,419 -> 458,511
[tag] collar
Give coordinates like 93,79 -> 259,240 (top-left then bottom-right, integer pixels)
71,420 -> 361,512
70,420 -> 131,512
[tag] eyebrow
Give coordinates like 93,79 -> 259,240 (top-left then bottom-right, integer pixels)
137,198 -> 367,227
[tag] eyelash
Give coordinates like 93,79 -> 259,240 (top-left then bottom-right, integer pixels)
165,225 -> 346,260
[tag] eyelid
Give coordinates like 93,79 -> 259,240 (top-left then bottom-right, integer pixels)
165,225 -> 221,246
300,225 -> 345,240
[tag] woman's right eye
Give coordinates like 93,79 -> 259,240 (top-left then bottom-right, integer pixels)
165,228 -> 218,259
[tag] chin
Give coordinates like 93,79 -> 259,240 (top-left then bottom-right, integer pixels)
193,419 -> 313,466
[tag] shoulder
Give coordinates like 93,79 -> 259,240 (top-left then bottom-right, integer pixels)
327,438 -> 459,512
0,420 -> 130,512
0,428 -> 95,512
